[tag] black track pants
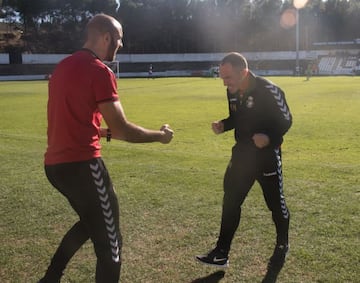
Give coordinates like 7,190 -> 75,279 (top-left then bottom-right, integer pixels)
217,144 -> 290,253
42,158 -> 121,283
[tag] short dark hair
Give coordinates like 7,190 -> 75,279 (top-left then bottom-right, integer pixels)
221,52 -> 248,71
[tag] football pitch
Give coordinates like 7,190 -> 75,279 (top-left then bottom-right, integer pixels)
0,76 -> 359,282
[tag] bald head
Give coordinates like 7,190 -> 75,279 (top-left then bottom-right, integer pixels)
83,14 -> 123,61
219,52 -> 249,94
221,52 -> 248,72
85,14 -> 122,42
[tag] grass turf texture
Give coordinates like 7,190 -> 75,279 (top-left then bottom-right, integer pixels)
0,77 -> 359,283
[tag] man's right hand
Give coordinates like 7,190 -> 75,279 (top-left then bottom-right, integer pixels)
211,121 -> 224,135
160,124 -> 174,144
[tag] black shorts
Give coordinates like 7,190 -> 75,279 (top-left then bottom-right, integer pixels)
45,157 -> 121,282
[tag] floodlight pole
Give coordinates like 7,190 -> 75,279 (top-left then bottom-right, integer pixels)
295,8 -> 300,76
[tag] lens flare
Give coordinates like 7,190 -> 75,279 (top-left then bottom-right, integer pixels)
280,8 -> 297,29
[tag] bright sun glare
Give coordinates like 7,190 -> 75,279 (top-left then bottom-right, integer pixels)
293,0 -> 309,9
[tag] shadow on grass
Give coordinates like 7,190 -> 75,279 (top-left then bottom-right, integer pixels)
190,270 -> 225,283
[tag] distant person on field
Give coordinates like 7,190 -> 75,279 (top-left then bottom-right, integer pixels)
306,63 -> 312,81
196,52 -> 292,283
39,13 -> 173,283
148,63 -> 153,78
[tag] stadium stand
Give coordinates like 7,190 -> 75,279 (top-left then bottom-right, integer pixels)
335,54 -> 358,75
318,52 -> 360,75
318,56 -> 337,74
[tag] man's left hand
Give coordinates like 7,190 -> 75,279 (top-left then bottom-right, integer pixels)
252,133 -> 270,148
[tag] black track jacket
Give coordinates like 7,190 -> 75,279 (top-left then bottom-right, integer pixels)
221,71 -> 292,149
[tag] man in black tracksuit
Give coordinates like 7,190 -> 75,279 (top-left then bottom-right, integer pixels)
196,52 -> 292,283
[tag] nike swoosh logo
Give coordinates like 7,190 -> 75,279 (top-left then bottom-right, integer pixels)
213,257 -> 227,262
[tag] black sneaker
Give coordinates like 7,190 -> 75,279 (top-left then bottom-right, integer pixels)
261,268 -> 280,283
195,248 -> 229,268
38,273 -> 62,283
38,278 -> 61,283
261,244 -> 289,283
268,243 -> 289,272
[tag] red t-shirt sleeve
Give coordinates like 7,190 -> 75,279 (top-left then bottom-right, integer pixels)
93,64 -> 119,104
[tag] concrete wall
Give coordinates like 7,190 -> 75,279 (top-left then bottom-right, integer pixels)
7,51 -> 328,64
1,49 -> 359,80
1,49 -> 358,65
21,54 -> 68,64
0,53 -> 9,64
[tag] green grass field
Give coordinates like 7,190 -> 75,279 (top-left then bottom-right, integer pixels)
0,76 -> 359,283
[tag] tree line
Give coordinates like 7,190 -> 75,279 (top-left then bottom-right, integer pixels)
1,0 -> 359,54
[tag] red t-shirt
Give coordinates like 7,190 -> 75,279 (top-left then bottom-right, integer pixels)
44,50 -> 118,165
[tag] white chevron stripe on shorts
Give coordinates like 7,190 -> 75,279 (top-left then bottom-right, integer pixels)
274,149 -> 289,219
90,162 -> 120,263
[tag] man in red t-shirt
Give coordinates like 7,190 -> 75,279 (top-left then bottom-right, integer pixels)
39,14 -> 173,283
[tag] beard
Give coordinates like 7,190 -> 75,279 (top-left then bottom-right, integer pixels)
105,48 -> 116,62
105,37 -> 118,61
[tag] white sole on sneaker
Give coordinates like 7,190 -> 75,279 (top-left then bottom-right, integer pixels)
195,256 -> 229,268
